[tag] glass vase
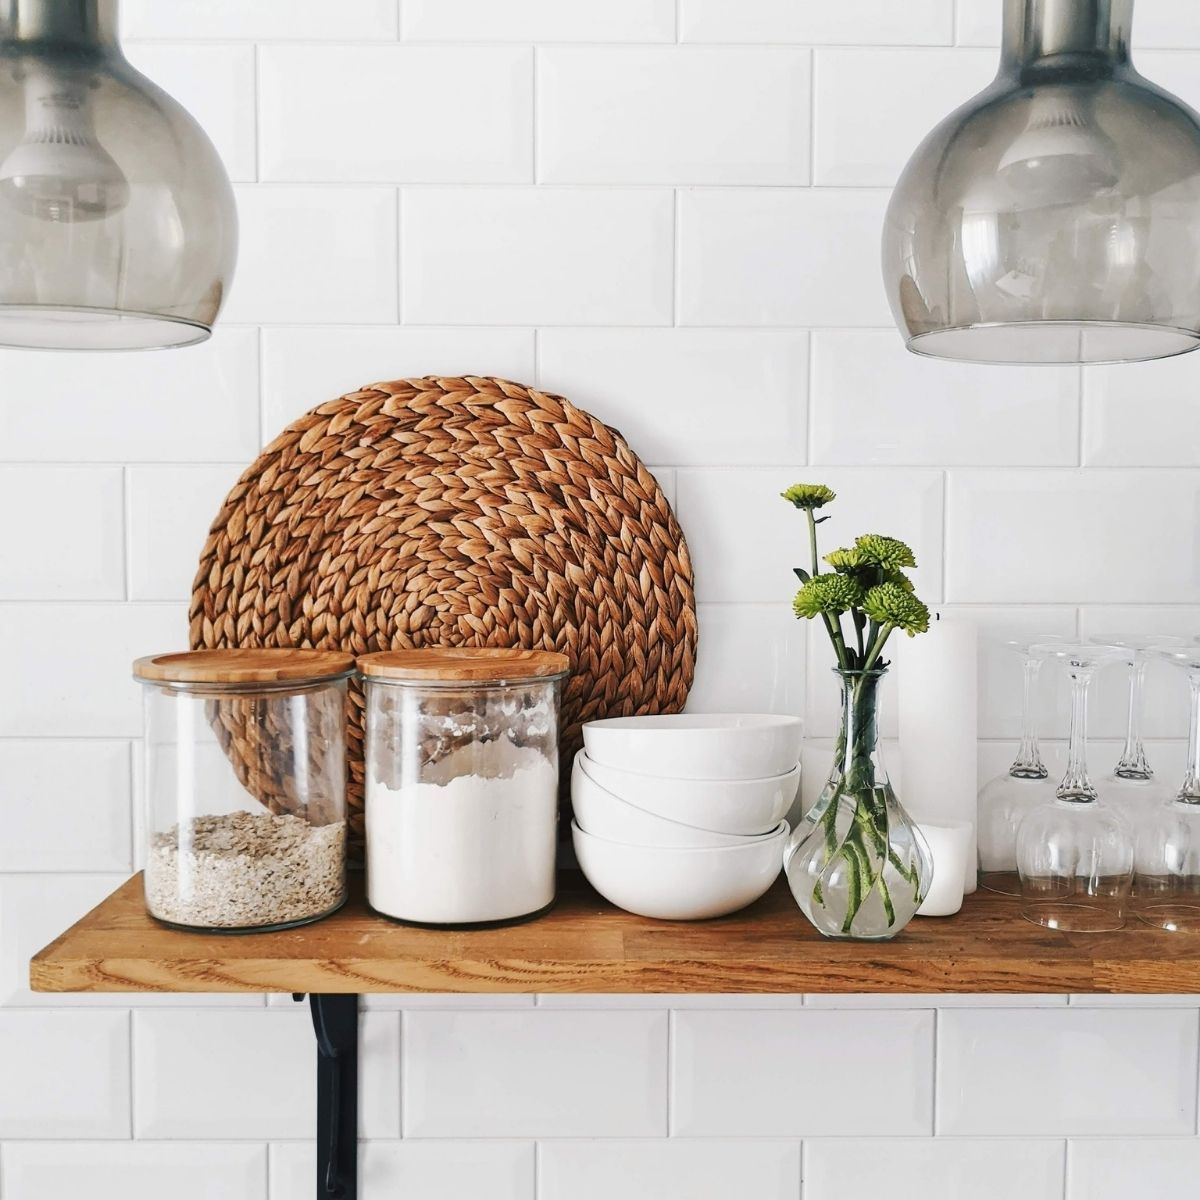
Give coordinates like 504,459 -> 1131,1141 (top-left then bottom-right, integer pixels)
784,667 -> 932,940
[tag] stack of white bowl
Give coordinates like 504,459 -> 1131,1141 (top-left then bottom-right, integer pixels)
571,714 -> 803,920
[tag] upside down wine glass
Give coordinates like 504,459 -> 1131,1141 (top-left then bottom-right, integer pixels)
1017,643 -> 1132,932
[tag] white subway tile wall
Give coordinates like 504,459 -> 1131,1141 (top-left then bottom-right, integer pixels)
4,2 -> 1200,1196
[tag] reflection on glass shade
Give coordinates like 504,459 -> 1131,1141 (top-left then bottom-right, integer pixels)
0,0 -> 237,349
882,0 -> 1200,364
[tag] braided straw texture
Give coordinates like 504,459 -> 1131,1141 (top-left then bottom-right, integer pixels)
189,376 -> 698,843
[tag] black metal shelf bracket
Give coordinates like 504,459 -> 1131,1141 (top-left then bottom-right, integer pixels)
295,994 -> 359,1200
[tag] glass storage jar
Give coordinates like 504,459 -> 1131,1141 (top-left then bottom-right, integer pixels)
360,648 -> 569,927
133,649 -> 354,932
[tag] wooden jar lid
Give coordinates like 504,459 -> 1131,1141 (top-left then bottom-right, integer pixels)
133,648 -> 356,685
358,647 -> 570,683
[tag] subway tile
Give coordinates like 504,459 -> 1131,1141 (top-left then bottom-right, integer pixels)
682,0 -> 954,45
804,994 -> 1068,1007
945,470 -> 1200,603
223,187 -> 398,325
0,328 -> 258,463
362,993 -> 535,1011
811,331 -> 1079,466
134,1010 -> 399,1138
0,603 -> 184,737
537,329 -> 808,467
261,327 -> 535,434
540,1140 -> 801,1200
403,1010 -> 667,1136
1083,351 -> 1200,466
535,995 -> 805,1009
814,49 -> 993,186
0,467 -> 124,599
0,741 -> 131,871
953,1 -> 1001,45
676,467 -> 944,604
270,1141 -> 535,1200
538,48 -> 810,185
937,1008 -> 1199,1134
402,188 -> 673,326
1069,993 -> 1200,1006
1,1142 -> 266,1200
126,465 -> 243,601
122,0 -> 398,39
672,1010 -> 933,1135
401,0 -> 675,42
260,47 -> 532,183
1069,1139 -> 1200,1200
125,44 -> 256,182
805,1138 -> 1065,1200
678,189 -> 893,327
0,1010 -> 130,1137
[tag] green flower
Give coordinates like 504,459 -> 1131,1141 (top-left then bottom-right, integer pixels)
781,483 -> 836,511
861,582 -> 930,636
824,546 -> 868,574
793,574 -> 864,619
855,533 -> 917,571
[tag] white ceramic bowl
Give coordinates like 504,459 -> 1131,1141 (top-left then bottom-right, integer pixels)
579,751 -> 798,836
571,752 -> 773,847
571,820 -> 788,921
582,713 -> 802,781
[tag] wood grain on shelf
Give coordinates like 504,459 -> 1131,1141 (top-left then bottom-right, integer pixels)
29,875 -> 1199,996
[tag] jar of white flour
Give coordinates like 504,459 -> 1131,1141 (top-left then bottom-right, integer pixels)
359,648 -> 569,926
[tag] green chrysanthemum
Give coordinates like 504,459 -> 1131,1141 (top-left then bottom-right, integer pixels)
824,546 -> 868,574
781,482 -> 836,511
861,582 -> 930,636
793,574 -> 865,619
855,533 -> 917,571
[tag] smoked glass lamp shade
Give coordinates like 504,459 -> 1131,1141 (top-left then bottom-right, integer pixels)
0,0 -> 237,350
882,0 -> 1200,365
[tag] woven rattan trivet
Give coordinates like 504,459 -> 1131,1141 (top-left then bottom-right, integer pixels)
189,375 -> 698,843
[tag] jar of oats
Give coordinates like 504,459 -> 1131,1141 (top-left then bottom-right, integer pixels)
132,649 -> 354,932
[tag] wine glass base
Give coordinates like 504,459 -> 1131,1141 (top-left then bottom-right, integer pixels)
1021,901 -> 1127,933
979,870 -> 1021,897
1136,904 -> 1200,933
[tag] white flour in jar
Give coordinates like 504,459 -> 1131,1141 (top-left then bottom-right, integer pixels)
366,739 -> 558,924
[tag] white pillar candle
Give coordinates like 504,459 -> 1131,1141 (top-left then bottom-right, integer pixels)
898,613 -> 979,892
915,820 -> 973,917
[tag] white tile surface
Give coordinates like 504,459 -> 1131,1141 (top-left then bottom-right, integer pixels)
134,1011 -> 400,1138
540,1140 -> 801,1200
223,187 -> 398,325
0,603 -> 184,737
0,741 -> 131,871
125,44 -> 257,182
260,47 -> 532,183
678,189 -> 893,327
126,465 -> 243,601
811,332 -> 1079,466
946,470 -> 1200,604
122,0 -> 398,39
0,467 -> 124,599
804,994 -> 1068,1007
534,994 -> 806,1009
402,1010 -> 667,1136
814,49 -> 994,185
805,1138 -> 1065,1200
261,327 -> 535,434
402,0 -> 676,42
682,0 -> 954,45
270,1141 -> 535,1200
0,1011 -> 130,1137
1068,1139 -> 1200,1200
538,48 -> 810,185
672,1010 -> 934,1135
937,1008 -> 1199,1134
402,188 -> 673,326
537,329 -> 808,467
0,329 -> 259,463
1,1142 -> 266,1200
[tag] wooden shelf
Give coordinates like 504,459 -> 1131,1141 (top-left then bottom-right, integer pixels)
29,873 -> 1200,995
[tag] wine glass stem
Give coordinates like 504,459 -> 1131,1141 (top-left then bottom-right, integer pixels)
1181,670 -> 1200,803
1058,664 -> 1097,802
1011,655 -> 1047,777
1116,657 -> 1152,778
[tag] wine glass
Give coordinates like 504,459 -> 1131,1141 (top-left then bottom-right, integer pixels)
1134,644 -> 1200,932
977,639 -> 1058,895
1017,643 -> 1133,932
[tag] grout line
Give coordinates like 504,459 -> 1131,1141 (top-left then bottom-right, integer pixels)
251,42 -> 261,184
671,188 -> 681,327
1076,363 -> 1086,467
798,1137 -> 806,1199
531,327 -> 541,388
939,469 -> 950,605
127,1008 -> 136,1139
1062,1138 -> 1071,1200
255,326 -> 266,448
395,189 -> 404,325
530,46 -> 539,183
950,0 -> 958,45
666,1008 -> 675,1136
533,1139 -> 541,1200
120,465 -> 132,602
1195,1007 -> 1200,1135
804,330 -> 815,466
265,1140 -> 273,1200
930,1007 -> 939,1135
807,47 -> 817,185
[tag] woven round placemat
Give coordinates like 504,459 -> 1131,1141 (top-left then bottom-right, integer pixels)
189,375 -> 697,843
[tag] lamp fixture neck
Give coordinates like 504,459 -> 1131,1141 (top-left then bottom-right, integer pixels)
0,0 -> 119,51
1000,0 -> 1133,73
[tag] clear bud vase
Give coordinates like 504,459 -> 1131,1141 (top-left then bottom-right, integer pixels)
785,667 -> 933,940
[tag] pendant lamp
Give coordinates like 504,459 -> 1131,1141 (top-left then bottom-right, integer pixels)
0,0 -> 236,350
882,0 -> 1200,364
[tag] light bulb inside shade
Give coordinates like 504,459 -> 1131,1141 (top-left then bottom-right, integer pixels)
0,66 -> 129,222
